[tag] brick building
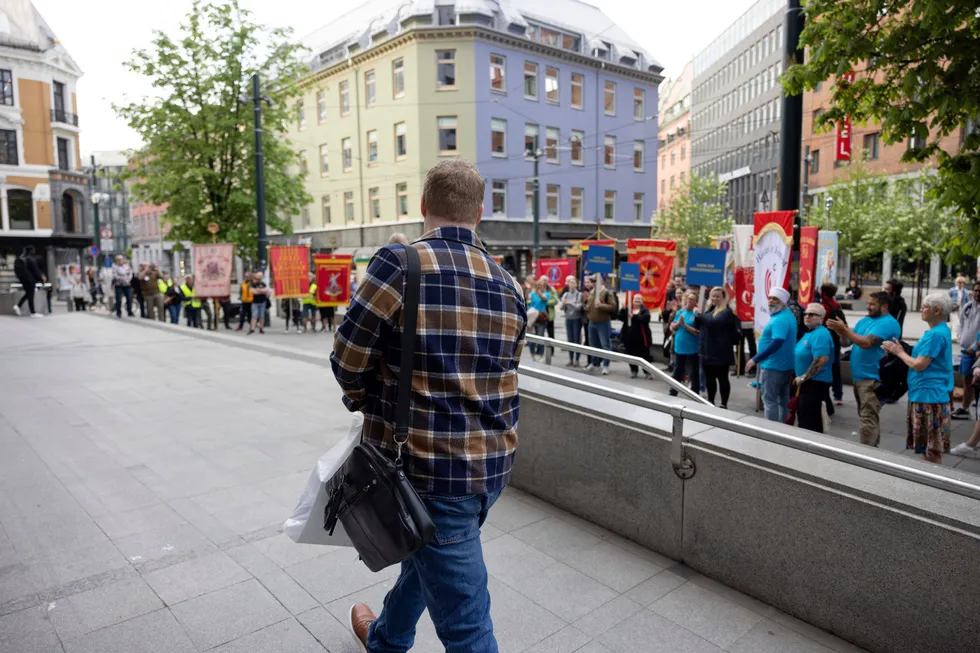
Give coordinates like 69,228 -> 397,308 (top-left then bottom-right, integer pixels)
657,60 -> 691,214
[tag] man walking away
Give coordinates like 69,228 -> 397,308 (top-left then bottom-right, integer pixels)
13,246 -> 45,318
141,264 -> 166,322
132,264 -> 146,317
236,272 -> 253,331
828,291 -> 901,446
885,278 -> 908,335
745,287 -> 797,422
952,282 -> 980,419
333,158 -> 526,653
111,256 -> 134,318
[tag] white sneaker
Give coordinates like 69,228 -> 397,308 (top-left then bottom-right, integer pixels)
12,305 -> 21,316
583,364 -> 594,372
30,313 -> 44,318
950,442 -> 980,458
601,368 -> 609,375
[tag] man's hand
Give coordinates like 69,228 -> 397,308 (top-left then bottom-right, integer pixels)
794,376 -> 805,387
826,317 -> 846,334
881,339 -> 903,356
745,359 -> 756,374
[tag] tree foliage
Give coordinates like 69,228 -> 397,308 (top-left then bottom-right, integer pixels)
783,1 -> 980,251
659,173 -> 733,266
806,161 -> 889,259
115,0 -> 310,260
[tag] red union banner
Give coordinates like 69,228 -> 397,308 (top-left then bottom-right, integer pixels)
732,225 -> 755,323
752,211 -> 794,335
627,239 -> 676,311
191,243 -> 234,298
835,71 -> 856,161
536,258 -> 575,285
269,245 -> 310,299
798,226 -> 819,305
313,254 -> 352,307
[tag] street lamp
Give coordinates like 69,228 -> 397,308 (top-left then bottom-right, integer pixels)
90,191 -> 109,261
824,195 -> 834,230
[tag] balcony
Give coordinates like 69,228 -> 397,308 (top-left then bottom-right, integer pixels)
50,109 -> 79,127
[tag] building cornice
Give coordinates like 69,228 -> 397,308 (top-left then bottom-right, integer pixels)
299,25 -> 664,89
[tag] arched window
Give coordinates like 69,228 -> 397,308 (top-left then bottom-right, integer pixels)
8,189 -> 33,230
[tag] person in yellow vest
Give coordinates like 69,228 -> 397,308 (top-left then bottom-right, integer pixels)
236,271 -> 253,331
303,272 -> 318,333
180,275 -> 202,328
161,271 -> 181,324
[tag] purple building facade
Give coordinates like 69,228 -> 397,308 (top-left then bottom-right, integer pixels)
473,40 -> 660,226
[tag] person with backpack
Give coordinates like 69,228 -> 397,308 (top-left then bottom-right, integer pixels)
13,246 -> 45,317
827,291 -> 901,447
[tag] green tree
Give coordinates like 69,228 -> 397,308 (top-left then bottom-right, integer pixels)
660,173 -> 733,267
806,160 -> 892,262
782,1 -> 980,250
115,0 -> 309,260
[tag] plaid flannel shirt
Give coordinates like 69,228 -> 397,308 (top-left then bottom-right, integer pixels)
330,226 -> 527,496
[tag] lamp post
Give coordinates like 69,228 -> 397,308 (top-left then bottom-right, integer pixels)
824,195 -> 834,230
90,191 -> 109,263
530,147 -> 543,276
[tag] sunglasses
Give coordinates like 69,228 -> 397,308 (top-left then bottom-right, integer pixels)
804,312 -> 822,317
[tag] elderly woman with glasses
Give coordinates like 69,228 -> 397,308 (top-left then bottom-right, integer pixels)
883,292 -> 954,464
793,303 -> 835,432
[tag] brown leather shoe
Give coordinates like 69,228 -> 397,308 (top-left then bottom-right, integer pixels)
349,603 -> 376,652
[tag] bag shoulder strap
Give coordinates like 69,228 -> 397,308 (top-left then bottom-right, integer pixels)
394,244 -> 421,455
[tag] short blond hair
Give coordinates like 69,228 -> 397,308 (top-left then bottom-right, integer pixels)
422,158 -> 485,224
388,232 -> 410,245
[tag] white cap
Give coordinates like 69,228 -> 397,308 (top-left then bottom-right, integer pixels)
769,287 -> 790,305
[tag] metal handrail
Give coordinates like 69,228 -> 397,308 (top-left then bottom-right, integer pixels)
520,365 -> 980,503
525,334 -> 710,405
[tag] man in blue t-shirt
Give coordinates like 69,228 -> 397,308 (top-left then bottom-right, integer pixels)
828,291 -> 901,447
746,287 -> 797,422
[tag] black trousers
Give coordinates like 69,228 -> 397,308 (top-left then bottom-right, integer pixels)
627,345 -> 654,375
738,328 -> 757,375
16,281 -> 35,313
703,364 -> 732,406
798,380 -> 830,433
670,353 -> 700,396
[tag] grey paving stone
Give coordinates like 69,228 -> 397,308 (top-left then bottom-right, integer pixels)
26,543 -> 130,594
211,499 -> 292,535
598,609 -> 723,653
210,617 -> 327,652
479,522 -> 505,543
729,618 -> 837,653
575,643 -> 615,653
485,492 -> 550,533
296,607 -> 363,653
251,532 -> 338,568
48,576 -> 163,639
650,581 -> 764,649
601,533 -> 678,568
483,534 -> 559,589
515,562 -> 618,622
61,608 -> 196,653
285,547 -> 399,605
324,578 -> 442,653
486,576 -> 567,653
164,497 -> 242,545
687,573 -> 776,618
93,503 -> 186,540
169,578 -> 289,650
623,570 -> 688,607
225,544 -> 319,615
769,610 -> 870,653
561,541 -> 662,592
113,521 -> 214,564
511,518 -> 602,561
142,550 -> 251,605
0,605 -> 61,653
571,595 -> 643,637
523,625 -> 591,653
191,484 -> 273,515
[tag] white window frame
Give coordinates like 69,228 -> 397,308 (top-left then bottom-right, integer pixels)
545,127 -> 559,163
633,140 -> 644,172
367,130 -> 378,163
368,187 -> 380,220
339,81 -> 350,116
524,123 -> 539,159
570,187 -> 583,220
491,118 -> 507,157
546,184 -> 560,219
633,88 -> 645,121
524,62 -> 538,100
319,143 -> 329,176
570,73 -> 584,110
438,116 -> 458,154
492,180 -> 507,217
342,138 -> 352,172
604,80 -> 616,115
570,130 -> 584,165
490,54 -> 506,93
344,191 -> 355,221
603,190 -> 616,221
316,90 -> 327,123
525,182 -> 534,218
395,122 -> 407,159
633,193 -> 644,222
392,58 -> 405,99
396,183 -> 409,217
604,135 -> 616,169
436,50 -> 456,90
545,66 -> 559,104
322,195 -> 331,224
365,70 -> 376,107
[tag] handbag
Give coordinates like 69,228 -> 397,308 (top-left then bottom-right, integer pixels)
323,244 -> 436,572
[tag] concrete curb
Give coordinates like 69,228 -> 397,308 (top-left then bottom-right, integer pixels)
89,312 -> 332,368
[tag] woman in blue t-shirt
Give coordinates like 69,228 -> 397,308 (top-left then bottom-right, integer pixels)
669,291 -> 701,397
882,292 -> 954,464
793,303 -> 835,432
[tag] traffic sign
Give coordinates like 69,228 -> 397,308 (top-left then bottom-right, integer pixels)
89,245 -> 99,256
100,226 -> 113,239
207,222 -> 220,234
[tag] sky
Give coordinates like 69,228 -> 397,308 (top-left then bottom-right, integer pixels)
31,0 -> 758,157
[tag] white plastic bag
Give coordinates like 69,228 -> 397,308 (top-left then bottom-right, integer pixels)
283,413 -> 362,546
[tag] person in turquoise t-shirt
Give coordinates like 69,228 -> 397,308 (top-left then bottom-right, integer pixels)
669,291 -> 700,397
793,303 -> 834,432
746,287 -> 798,423
883,292 -> 954,464
828,291 -> 901,447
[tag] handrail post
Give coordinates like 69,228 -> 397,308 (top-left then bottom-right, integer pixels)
669,404 -> 696,480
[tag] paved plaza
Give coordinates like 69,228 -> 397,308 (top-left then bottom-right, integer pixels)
2,312 -> 874,652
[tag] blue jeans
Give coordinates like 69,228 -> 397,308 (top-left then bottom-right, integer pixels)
761,368 -> 794,423
530,322 -> 547,355
185,306 -> 200,328
168,304 -> 181,324
368,490 -> 502,653
587,320 -> 612,367
565,318 -> 582,363
114,285 -> 133,317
